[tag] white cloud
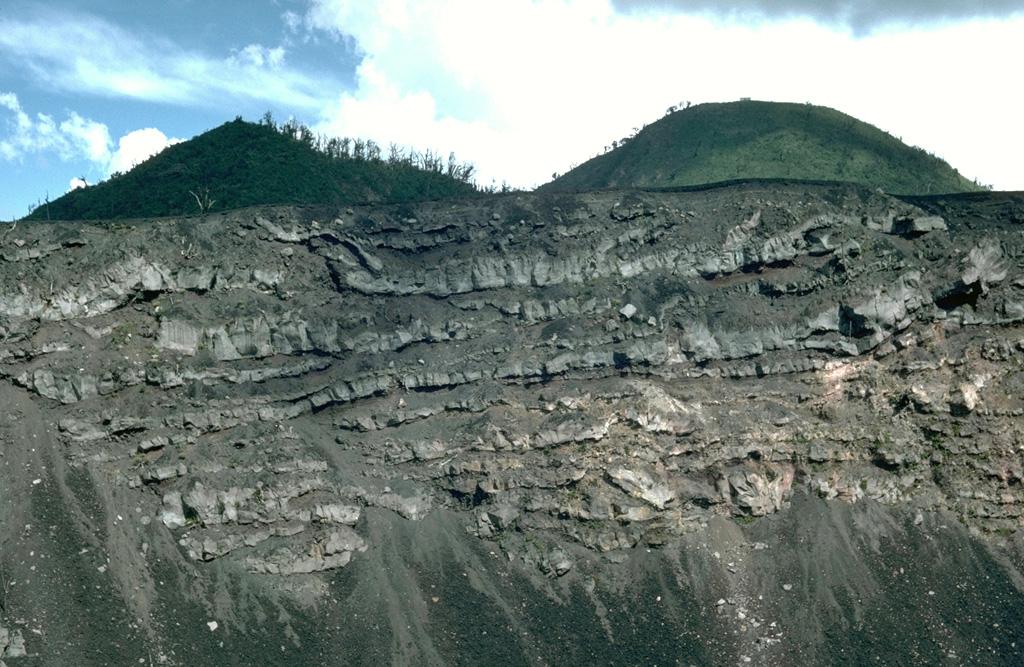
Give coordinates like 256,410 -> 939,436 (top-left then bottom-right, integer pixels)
0,10 -> 336,112
60,113 -> 113,163
298,1 -> 807,186
1,92 -> 41,160
1,92 -> 180,182
68,177 -> 89,191
0,92 -> 111,164
106,128 -> 182,176
611,0 -> 1024,35
0,92 -> 19,112
3,2 -> 1019,195
303,0 -> 647,187
230,44 -> 287,69
313,59 -> 499,178
298,0 -> 1023,190
282,10 -> 305,34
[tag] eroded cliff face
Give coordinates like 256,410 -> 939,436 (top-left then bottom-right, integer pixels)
2,182 -> 1024,665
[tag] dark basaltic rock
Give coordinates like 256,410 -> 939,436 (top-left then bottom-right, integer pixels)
1,182 -> 1024,665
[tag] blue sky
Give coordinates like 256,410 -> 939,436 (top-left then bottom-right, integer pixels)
2,0 -> 1023,220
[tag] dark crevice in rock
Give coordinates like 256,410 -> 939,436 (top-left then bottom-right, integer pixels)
935,282 -> 983,311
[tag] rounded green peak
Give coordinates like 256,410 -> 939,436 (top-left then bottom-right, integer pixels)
543,101 -> 985,195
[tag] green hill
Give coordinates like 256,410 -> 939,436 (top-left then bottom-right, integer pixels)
24,117 -> 478,221
541,101 -> 985,195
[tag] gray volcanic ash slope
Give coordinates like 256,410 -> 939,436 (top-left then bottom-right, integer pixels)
2,181 -> 1024,665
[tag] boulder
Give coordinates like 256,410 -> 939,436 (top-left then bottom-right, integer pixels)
160,492 -> 187,529
606,465 -> 675,509
892,215 -> 946,236
724,467 -> 792,516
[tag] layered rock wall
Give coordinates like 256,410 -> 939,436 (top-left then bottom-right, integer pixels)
2,183 -> 1024,664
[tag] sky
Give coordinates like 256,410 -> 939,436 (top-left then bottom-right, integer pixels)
2,0 -> 1023,221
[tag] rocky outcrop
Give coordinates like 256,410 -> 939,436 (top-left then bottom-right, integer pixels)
2,184 -> 1024,665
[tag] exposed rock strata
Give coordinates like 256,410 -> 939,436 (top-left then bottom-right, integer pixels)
2,183 -> 1024,664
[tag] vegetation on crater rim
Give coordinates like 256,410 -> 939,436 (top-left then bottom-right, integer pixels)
24,115 -> 480,221
543,100 -> 988,195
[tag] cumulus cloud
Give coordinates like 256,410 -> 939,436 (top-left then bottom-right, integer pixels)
0,9 -> 335,111
300,0 -> 676,186
297,0 -> 868,186
0,92 -> 112,164
106,128 -> 182,176
610,0 -> 1024,34
60,114 -> 113,163
1,92 -> 180,181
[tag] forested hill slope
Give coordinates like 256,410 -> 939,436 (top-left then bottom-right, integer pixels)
23,117 -> 477,221
542,100 -> 985,195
